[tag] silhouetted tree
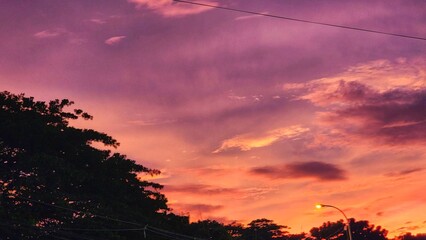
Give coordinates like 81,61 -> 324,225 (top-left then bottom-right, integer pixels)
286,233 -> 309,240
0,91 -> 168,239
189,219 -> 233,240
310,218 -> 387,240
243,218 -> 289,240
310,220 -> 346,240
350,219 -> 387,240
395,233 -> 426,240
226,222 -> 245,240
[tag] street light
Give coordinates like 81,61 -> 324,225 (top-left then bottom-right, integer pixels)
316,204 -> 353,240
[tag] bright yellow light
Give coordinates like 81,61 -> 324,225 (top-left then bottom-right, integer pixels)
315,204 -> 322,209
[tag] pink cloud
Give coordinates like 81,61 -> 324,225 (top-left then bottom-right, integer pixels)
105,36 -> 126,45
34,29 -> 66,39
129,0 -> 217,17
284,59 -> 426,106
90,18 -> 107,24
284,58 -> 426,147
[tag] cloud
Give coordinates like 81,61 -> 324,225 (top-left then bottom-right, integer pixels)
34,28 -> 66,39
284,58 -> 426,146
105,36 -> 126,45
376,211 -> 384,216
250,161 -> 347,181
170,203 -> 223,214
90,18 -> 107,24
128,0 -> 217,17
164,184 -> 238,195
321,87 -> 426,145
385,168 -> 424,177
235,12 -> 269,21
284,58 -> 426,106
239,187 -> 278,200
164,184 -> 276,200
213,125 -> 309,153
128,118 -> 177,126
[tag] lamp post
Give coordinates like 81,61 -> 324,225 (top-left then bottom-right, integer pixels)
316,204 -> 353,240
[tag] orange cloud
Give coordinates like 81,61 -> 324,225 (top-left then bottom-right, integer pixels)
213,125 -> 309,153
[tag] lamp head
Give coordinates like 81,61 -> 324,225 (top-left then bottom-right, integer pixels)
315,204 -> 323,209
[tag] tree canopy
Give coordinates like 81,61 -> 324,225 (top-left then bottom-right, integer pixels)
0,91 -> 168,239
309,218 -> 388,240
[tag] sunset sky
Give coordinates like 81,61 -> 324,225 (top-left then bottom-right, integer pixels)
1,0 -> 426,237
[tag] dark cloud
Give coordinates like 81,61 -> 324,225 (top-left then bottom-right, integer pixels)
250,161 -> 346,181
385,168 -> 424,177
398,225 -> 421,231
321,82 -> 426,145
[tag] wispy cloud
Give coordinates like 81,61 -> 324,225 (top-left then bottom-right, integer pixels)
165,184 -> 238,195
250,161 -> 347,181
105,36 -> 126,45
128,118 -> 177,126
164,184 -> 276,200
235,12 -> 269,21
90,18 -> 107,24
213,125 -> 309,153
34,28 -> 67,39
385,168 -> 424,177
128,0 -> 217,17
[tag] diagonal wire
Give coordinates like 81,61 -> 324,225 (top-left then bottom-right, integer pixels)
173,0 -> 426,41
12,196 -> 208,240
148,225 -> 207,240
15,196 -> 144,227
0,221 -> 99,240
147,228 -> 194,240
60,227 -> 145,232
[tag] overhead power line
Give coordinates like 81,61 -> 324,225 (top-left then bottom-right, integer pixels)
14,196 -> 208,240
16,196 -> 143,227
173,0 -> 426,41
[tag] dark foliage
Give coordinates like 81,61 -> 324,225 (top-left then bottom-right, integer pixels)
310,218 -> 387,240
242,218 -> 289,240
0,91 -> 168,239
395,233 -> 426,240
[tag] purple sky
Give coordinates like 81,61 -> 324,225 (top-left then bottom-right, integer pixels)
1,0 -> 426,237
